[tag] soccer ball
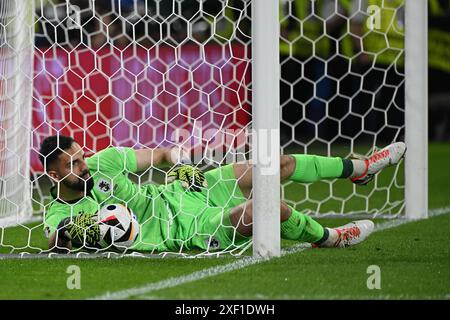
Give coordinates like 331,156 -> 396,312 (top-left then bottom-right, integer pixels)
97,204 -> 139,251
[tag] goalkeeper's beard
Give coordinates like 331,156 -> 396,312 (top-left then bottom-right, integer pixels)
62,172 -> 94,194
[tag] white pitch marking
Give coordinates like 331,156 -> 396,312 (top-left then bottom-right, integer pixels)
89,206 -> 450,300
89,243 -> 311,300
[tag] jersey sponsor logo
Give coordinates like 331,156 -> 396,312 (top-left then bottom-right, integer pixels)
97,179 -> 112,193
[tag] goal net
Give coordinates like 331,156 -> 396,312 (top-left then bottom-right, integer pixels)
0,0 -> 425,257
279,0 -> 406,218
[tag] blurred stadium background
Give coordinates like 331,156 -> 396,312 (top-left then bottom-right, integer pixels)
0,0 -> 449,301
0,0 -> 448,245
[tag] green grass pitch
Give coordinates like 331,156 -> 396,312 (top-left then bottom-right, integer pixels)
0,143 -> 449,300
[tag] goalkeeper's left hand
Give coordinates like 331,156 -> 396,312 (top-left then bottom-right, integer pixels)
166,164 -> 208,192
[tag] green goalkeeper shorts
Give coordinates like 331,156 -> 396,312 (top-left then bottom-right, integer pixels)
161,164 -> 251,251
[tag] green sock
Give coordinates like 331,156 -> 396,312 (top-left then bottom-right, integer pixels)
289,155 -> 348,183
280,209 -> 325,243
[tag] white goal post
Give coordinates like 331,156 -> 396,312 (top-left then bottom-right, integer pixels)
0,0 -> 429,257
0,0 -> 34,227
405,0 -> 428,220
252,0 -> 281,257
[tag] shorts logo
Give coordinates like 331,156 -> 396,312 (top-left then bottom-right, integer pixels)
97,179 -> 111,193
207,237 -> 220,250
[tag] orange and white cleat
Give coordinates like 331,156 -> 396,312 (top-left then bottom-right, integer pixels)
317,220 -> 375,248
351,142 -> 407,186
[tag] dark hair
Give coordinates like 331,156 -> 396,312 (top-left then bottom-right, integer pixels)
39,135 -> 75,170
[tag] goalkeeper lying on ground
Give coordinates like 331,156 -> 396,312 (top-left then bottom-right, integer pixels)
40,135 -> 406,253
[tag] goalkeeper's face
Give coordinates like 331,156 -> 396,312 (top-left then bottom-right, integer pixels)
53,143 -> 94,194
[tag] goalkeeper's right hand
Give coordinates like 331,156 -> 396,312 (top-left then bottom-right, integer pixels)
57,213 -> 100,248
166,164 -> 208,192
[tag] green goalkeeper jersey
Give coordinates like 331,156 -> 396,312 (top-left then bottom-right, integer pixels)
44,147 -> 180,252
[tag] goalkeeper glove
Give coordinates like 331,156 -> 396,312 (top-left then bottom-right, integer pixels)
166,164 -> 208,192
57,213 -> 100,247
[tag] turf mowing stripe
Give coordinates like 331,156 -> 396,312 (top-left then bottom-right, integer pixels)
89,206 -> 450,300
